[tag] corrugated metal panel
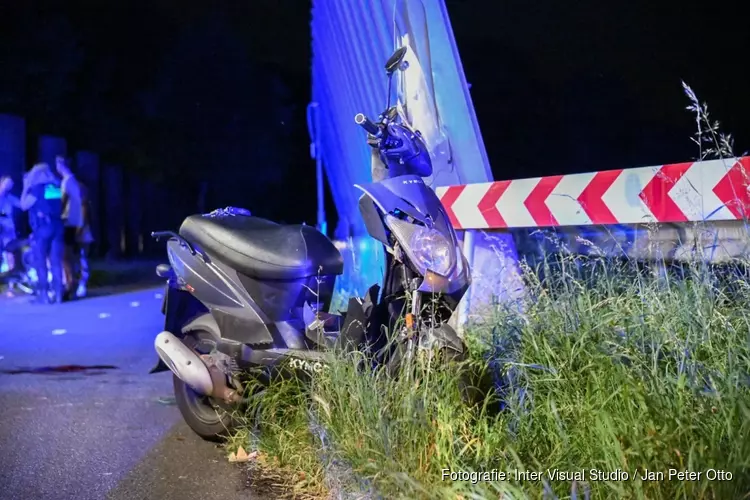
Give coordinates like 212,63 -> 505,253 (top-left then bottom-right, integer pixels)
311,0 -> 492,238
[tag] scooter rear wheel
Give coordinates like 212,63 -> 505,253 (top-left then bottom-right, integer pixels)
172,331 -> 237,442
173,375 -> 236,441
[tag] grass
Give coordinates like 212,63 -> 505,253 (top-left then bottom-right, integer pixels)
231,253 -> 750,499
227,84 -> 750,499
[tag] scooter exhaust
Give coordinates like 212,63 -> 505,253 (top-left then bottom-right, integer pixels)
154,331 -> 214,396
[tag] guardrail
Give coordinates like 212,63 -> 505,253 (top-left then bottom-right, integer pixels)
436,157 -> 750,229
434,156 -> 750,327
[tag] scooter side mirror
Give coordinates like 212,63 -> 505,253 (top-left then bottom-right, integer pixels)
385,46 -> 408,75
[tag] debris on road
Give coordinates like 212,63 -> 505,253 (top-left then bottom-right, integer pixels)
228,446 -> 257,463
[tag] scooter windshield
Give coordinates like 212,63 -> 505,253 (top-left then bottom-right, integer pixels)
392,0 -> 453,185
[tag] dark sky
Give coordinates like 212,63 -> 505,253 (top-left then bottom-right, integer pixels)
0,0 -> 314,223
448,0 -> 750,178
0,0 -> 748,225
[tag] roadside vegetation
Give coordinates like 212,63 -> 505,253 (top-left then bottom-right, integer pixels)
227,85 -> 750,499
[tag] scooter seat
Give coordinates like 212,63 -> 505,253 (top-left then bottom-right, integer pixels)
179,213 -> 344,280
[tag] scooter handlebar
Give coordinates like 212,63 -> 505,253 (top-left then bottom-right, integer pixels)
354,113 -> 380,136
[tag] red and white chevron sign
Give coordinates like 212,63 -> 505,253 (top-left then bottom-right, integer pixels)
435,157 -> 750,229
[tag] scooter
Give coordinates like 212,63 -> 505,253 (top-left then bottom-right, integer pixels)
149,45 -> 472,441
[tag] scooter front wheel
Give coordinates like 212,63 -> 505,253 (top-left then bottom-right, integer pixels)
385,338 -> 494,411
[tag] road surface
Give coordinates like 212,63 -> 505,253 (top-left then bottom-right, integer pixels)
0,287 -> 262,500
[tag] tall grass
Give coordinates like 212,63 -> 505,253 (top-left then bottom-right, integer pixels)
232,252 -> 750,499
230,85 -> 750,499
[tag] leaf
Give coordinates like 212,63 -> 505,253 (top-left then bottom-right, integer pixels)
228,446 -> 258,463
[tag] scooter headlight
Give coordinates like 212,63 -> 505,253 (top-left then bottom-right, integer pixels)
409,227 -> 455,276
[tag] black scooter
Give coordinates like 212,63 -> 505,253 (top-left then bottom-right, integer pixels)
150,46 -> 473,441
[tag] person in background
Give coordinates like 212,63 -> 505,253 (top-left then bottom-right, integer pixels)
75,179 -> 94,298
56,155 -> 84,300
0,176 -> 21,273
20,163 -> 64,304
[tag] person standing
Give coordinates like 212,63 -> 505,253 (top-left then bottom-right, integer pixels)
0,176 -> 21,273
75,179 -> 94,298
20,163 -> 64,304
55,155 -> 85,300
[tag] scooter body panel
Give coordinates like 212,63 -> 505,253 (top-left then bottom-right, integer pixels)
167,240 -> 275,346
355,174 -> 470,302
165,238 -> 337,350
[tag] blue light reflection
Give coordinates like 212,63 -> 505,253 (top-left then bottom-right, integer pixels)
330,236 -> 386,313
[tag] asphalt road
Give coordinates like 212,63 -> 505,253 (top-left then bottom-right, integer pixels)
0,287 -> 262,500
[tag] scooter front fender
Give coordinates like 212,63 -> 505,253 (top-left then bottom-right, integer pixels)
424,323 -> 465,354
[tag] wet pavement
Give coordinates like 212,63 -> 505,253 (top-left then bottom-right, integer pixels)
0,287 -> 261,500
